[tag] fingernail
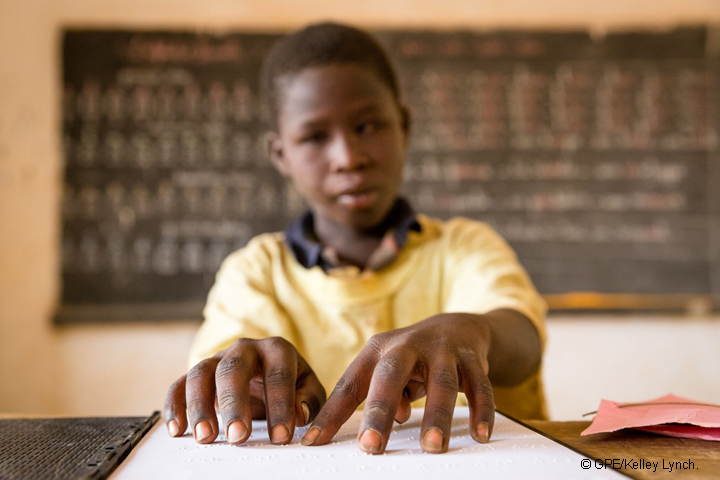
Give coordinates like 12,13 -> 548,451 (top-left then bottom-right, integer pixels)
167,420 -> 179,437
270,423 -> 290,444
227,420 -> 247,444
194,420 -> 213,441
359,428 -> 382,454
300,426 -> 321,446
421,427 -> 444,453
301,402 -> 311,426
476,421 -> 490,443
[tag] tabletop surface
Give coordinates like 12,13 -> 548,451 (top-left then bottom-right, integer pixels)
2,414 -> 718,479
527,420 -> 720,479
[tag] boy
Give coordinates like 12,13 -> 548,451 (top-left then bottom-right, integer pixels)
163,22 -> 547,455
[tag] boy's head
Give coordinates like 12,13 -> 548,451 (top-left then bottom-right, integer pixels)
261,23 -> 411,232
260,22 -> 401,129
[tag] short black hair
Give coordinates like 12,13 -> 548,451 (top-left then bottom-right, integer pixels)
260,22 -> 401,129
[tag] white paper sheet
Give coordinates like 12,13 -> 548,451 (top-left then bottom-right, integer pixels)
113,408 -> 620,479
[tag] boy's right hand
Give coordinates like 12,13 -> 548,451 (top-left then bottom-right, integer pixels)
163,337 -> 326,445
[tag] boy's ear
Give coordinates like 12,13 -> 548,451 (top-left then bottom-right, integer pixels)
266,131 -> 290,177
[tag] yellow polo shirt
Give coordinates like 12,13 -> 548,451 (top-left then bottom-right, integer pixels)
189,214 -> 548,419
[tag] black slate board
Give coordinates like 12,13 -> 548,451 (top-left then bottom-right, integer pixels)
57,27 -> 720,321
0,412 -> 159,479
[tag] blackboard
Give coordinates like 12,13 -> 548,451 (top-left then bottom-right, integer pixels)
56,27 -> 720,322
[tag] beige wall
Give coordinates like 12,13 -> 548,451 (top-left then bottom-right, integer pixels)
1,0 -> 719,419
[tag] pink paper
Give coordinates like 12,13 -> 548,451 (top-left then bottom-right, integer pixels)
581,394 -> 720,441
635,424 -> 720,441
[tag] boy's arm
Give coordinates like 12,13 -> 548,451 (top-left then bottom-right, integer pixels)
471,308 -> 542,387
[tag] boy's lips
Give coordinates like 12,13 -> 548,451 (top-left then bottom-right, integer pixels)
336,189 -> 379,209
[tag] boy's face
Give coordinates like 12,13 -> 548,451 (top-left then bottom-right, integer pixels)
268,64 -> 409,231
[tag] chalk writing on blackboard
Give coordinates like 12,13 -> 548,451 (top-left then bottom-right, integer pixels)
57,28 -> 719,321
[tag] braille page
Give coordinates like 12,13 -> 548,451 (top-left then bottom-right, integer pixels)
113,408 -> 621,479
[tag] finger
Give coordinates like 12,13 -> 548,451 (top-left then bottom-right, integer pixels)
248,381 -> 267,419
215,342 -> 260,445
294,355 -> 326,426
248,377 -> 269,419
185,357 -> 221,444
420,358 -> 459,453
459,357 -> 495,444
258,337 -> 298,444
394,393 -> 411,424
394,378 -> 427,423
301,344 -> 379,446
404,379 -> 427,402
359,348 -> 417,454
163,375 -> 188,437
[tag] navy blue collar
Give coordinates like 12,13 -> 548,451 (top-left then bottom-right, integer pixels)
284,197 -> 422,271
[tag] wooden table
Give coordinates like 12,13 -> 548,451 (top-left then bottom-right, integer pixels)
526,420 -> 720,479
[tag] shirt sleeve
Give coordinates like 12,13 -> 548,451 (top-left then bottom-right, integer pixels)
441,218 -> 547,348
187,235 -> 300,369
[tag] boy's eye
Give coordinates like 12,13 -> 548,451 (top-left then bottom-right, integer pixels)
300,132 -> 327,144
356,121 -> 380,135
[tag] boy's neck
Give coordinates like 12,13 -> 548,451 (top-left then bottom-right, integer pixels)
313,211 -> 391,269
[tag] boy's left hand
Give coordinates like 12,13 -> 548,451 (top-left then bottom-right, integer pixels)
300,313 -> 495,454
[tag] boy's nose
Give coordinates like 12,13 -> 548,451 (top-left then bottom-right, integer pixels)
328,132 -> 370,172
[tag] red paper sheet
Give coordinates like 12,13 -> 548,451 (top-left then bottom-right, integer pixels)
581,394 -> 720,441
